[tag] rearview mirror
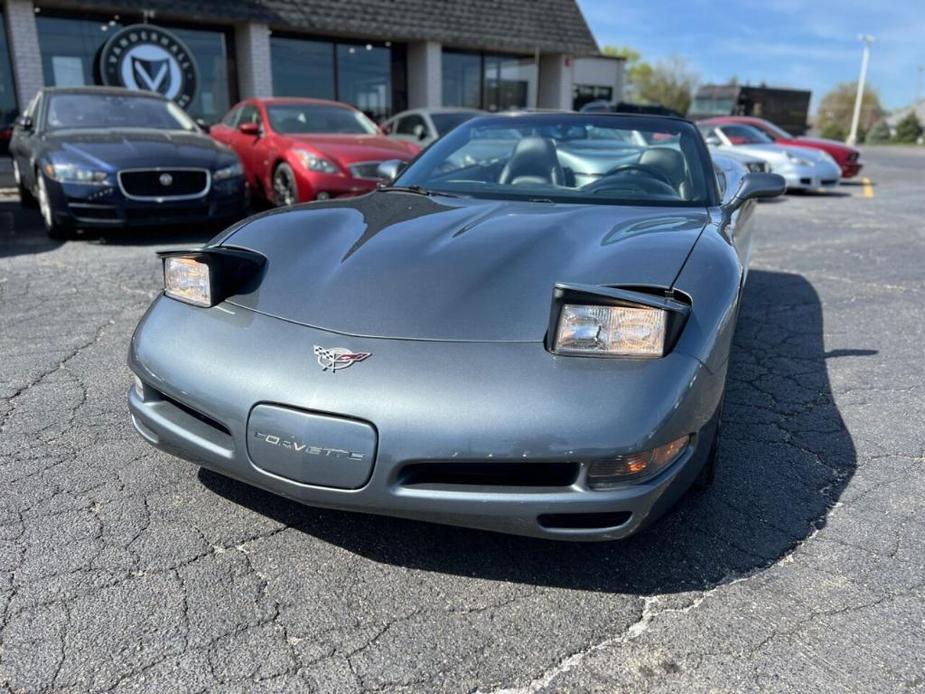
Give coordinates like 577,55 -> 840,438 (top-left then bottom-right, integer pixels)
412,123 -> 427,140
16,114 -> 33,131
723,172 -> 786,217
376,159 -> 406,183
239,122 -> 260,136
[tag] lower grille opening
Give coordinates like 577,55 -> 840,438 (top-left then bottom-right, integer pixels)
538,512 -> 632,530
400,462 -> 579,488
800,177 -> 812,185
149,386 -> 231,436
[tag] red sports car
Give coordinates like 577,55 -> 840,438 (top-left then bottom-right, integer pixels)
211,98 -> 419,206
698,116 -> 863,178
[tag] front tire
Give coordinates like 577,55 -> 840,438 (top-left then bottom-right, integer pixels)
13,160 -> 36,207
36,172 -> 73,240
272,163 -> 299,207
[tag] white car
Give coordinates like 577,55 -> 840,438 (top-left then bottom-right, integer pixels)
382,108 -> 483,147
699,122 -> 840,191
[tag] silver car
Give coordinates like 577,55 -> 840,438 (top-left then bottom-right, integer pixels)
382,107 -> 483,147
128,113 -> 785,541
699,122 -> 840,191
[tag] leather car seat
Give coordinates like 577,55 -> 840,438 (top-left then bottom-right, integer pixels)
639,147 -> 690,197
499,137 -> 565,186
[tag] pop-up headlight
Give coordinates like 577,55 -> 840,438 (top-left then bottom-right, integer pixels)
159,248 -> 265,308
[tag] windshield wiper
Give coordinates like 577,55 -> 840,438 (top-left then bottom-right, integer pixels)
377,184 -> 467,199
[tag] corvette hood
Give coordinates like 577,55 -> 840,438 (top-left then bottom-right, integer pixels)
42,129 -> 234,170
222,192 -> 709,341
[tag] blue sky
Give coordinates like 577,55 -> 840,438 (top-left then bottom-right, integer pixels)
576,0 -> 925,111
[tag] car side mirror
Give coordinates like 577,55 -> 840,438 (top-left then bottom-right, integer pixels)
723,172 -> 786,217
239,122 -> 260,136
704,135 -> 721,146
376,159 -> 406,183
196,118 -> 210,133
16,114 -> 33,131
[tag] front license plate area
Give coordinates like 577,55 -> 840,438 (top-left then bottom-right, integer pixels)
247,404 -> 376,489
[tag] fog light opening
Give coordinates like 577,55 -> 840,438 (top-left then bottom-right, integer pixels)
586,435 -> 690,490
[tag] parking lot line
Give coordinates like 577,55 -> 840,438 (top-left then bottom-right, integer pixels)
863,177 -> 874,198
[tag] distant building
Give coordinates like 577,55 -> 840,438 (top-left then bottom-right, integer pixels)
688,84 -> 812,135
0,0 -> 623,128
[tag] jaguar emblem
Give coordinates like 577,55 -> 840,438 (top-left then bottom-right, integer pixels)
159,173 -> 173,186
313,345 -> 371,372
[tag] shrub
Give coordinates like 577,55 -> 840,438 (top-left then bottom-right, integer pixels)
893,111 -> 923,144
865,119 -> 891,144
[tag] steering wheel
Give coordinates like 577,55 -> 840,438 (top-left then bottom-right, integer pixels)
601,163 -> 674,188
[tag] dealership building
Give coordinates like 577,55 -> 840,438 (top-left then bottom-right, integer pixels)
0,0 -> 623,126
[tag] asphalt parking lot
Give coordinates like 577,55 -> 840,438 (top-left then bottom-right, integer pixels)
1,147 -> 923,693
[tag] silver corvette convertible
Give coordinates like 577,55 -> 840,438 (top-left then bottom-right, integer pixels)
128,113 -> 784,540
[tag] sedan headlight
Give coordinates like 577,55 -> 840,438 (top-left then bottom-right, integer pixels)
44,161 -> 109,184
164,256 -> 211,307
785,151 -> 813,168
213,161 -> 244,181
555,303 -> 667,357
293,149 -> 340,174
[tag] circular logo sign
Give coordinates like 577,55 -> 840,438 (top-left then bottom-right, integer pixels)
158,173 -> 173,186
99,24 -> 198,109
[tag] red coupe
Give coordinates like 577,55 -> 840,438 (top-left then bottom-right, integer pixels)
698,116 -> 863,178
211,98 -> 419,206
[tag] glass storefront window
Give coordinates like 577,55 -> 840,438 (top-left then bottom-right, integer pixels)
169,27 -> 232,123
336,44 -> 391,122
484,54 -> 536,112
35,14 -> 233,123
270,37 -> 335,99
442,52 -> 481,109
0,11 -> 18,129
442,51 -> 536,111
270,36 -> 400,122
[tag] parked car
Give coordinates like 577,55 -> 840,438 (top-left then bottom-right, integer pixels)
128,112 -> 785,541
700,116 -> 862,178
9,87 -> 247,239
698,121 -> 841,191
210,98 -> 419,206
708,146 -> 769,174
382,108 -> 483,147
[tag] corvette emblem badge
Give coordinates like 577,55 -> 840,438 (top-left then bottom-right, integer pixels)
313,345 -> 371,372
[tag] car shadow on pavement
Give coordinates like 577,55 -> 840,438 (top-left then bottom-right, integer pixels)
200,269 -> 861,595
0,199 -> 63,258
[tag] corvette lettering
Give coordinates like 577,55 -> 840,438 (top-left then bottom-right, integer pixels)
253,432 -> 366,461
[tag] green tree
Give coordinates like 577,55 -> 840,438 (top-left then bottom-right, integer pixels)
864,119 -> 891,144
816,82 -> 883,142
601,45 -> 698,114
893,111 -> 923,143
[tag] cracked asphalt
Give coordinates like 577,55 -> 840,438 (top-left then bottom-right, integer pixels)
1,147 -> 923,693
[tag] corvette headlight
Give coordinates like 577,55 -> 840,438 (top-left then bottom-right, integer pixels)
213,161 -> 244,181
587,435 -> 690,489
555,303 -> 667,357
163,257 -> 211,307
44,162 -> 109,184
785,151 -> 813,168
294,149 -> 340,174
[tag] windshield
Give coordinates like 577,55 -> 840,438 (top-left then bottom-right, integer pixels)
394,115 -> 715,207
431,111 -> 479,135
45,93 -> 197,131
719,124 -> 775,145
266,103 -> 378,134
754,119 -> 792,139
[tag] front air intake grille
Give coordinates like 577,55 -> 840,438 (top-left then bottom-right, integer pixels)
538,512 -> 632,530
118,168 -> 209,199
399,462 -> 579,488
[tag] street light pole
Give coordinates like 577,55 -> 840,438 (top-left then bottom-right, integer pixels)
847,35 -> 875,146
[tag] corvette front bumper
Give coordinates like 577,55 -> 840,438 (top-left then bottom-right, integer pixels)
128,296 -> 725,541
